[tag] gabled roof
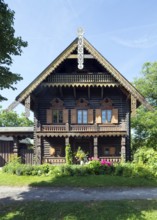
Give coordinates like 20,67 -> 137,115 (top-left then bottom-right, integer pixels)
16,37 -> 152,110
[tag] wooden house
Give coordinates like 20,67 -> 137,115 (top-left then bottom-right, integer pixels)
11,33 -> 151,165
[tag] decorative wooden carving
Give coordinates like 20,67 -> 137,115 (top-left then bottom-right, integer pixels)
76,98 -> 89,108
100,97 -> 113,109
6,101 -> 19,112
121,136 -> 126,162
65,137 -> 69,146
50,98 -> 64,109
25,95 -> 30,117
131,95 -> 137,117
77,27 -> 84,69
94,137 -> 98,158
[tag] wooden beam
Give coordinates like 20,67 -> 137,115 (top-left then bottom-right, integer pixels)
73,87 -> 76,98
88,87 -> 90,99
68,54 -> 94,59
59,87 -> 63,98
101,87 -> 104,99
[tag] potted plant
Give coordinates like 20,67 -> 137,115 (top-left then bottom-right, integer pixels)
75,146 -> 88,165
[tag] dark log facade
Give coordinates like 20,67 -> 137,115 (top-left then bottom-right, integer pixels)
1,36 -> 150,166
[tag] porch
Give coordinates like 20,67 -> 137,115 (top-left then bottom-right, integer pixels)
40,136 -> 126,164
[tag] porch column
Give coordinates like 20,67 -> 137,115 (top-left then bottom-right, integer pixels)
94,137 -> 98,158
121,136 -> 126,162
65,137 -> 69,146
13,136 -> 18,157
36,136 -> 41,164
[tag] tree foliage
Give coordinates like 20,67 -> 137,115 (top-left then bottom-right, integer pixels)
132,62 -> 157,151
0,0 -> 27,101
0,106 -> 33,126
133,62 -> 157,106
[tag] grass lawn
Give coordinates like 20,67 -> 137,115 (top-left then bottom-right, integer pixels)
0,170 -> 157,187
0,200 -> 157,220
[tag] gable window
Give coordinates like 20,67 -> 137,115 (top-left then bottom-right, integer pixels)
102,110 -> 112,123
77,110 -> 87,124
53,110 -> 63,123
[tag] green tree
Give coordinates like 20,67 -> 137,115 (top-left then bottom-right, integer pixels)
0,106 -> 33,126
133,62 -> 157,106
0,0 -> 27,101
132,62 -> 157,152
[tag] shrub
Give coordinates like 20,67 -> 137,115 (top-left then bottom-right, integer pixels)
2,155 -> 22,174
114,164 -> 124,176
88,159 -> 101,175
133,147 -> 157,166
65,144 -> 73,165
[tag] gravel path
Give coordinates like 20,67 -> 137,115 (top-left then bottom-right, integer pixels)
0,186 -> 157,203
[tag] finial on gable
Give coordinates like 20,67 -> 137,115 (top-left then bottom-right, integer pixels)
77,27 -> 84,70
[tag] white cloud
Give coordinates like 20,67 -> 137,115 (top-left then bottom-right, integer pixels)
111,35 -> 157,49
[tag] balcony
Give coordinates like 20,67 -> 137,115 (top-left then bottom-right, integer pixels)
43,74 -> 119,87
40,123 -> 126,133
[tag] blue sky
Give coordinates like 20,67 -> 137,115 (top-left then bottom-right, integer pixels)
2,0 -> 157,114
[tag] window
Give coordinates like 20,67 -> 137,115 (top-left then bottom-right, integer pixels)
77,110 -> 87,124
104,147 -> 110,155
102,110 -> 112,123
103,147 -> 116,156
53,110 -> 63,123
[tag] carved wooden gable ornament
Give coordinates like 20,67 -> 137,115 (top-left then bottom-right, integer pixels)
76,98 -> 89,108
100,97 -> 113,109
50,98 -> 64,109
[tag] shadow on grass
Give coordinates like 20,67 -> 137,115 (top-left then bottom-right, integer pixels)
29,174 -> 157,188
0,199 -> 157,220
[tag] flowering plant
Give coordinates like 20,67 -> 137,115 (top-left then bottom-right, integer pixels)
88,157 -> 99,161
101,159 -> 112,167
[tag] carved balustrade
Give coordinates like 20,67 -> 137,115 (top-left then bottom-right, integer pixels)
99,156 -> 121,163
45,74 -> 116,83
42,125 -> 67,132
43,157 -> 66,164
40,123 -> 126,132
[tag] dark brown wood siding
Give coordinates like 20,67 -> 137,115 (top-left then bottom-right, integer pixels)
0,141 -> 13,167
36,86 -> 130,161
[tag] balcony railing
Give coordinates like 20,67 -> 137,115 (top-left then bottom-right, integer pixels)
40,123 -> 126,133
45,74 -> 116,84
99,156 -> 121,163
43,156 -> 121,164
42,124 -> 67,132
43,157 -> 66,164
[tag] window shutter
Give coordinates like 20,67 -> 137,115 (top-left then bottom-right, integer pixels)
88,109 -> 93,124
111,109 -> 118,124
46,109 -> 52,124
110,147 -> 116,155
71,109 -> 76,124
95,109 -> 101,123
63,109 -> 69,123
